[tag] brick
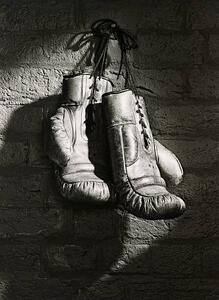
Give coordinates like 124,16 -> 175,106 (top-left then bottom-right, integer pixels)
0,243 -> 40,274
96,239 -> 125,272
59,209 -> 123,240
45,243 -> 98,273
170,172 -> 219,207
3,278 -> 73,300
158,138 -> 219,169
188,67 -> 219,98
202,244 -> 219,275
151,104 -> 219,136
45,179 -> 67,209
169,291 -> 205,300
0,68 -> 48,101
170,289 -> 217,300
76,275 -> 124,300
46,241 -> 151,276
138,0 -> 185,31
169,287 -> 219,300
209,34 -> 219,65
149,243 -> 201,276
127,289 -> 169,300
0,208 -> 60,237
84,1 -> 141,31
0,138 -> 28,167
0,0 -> 185,32
168,205 -> 219,238
0,67 -> 68,102
0,0 -> 85,32
28,137 -> 49,167
0,32 -> 91,69
0,279 -> 8,299
100,242 -> 151,274
0,68 -> 184,102
45,182 -> 64,209
199,281 -> 219,300
134,69 -> 184,99
123,213 -> 169,243
168,279 -> 219,300
0,0 -> 217,294
0,173 -> 47,208
134,32 -> 204,69
189,0 -> 219,30
85,0 -> 185,31
126,280 -> 171,300
0,104 -> 43,134
0,33 -> 122,69
159,278 -> 203,291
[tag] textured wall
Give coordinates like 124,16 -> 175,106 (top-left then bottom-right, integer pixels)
0,0 -> 218,299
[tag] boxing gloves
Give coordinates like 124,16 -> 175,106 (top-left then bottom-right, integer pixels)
48,72 -> 185,218
102,89 -> 186,219
48,73 -> 114,203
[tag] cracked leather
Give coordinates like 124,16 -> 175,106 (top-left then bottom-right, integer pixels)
102,89 -> 186,219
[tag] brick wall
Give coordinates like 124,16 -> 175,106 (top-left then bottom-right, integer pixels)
0,1 -> 218,299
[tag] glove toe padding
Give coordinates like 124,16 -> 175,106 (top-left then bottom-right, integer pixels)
102,90 -> 186,219
55,170 -> 113,203
119,180 -> 186,219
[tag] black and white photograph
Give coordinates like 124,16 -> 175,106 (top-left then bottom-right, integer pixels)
0,1 -> 218,299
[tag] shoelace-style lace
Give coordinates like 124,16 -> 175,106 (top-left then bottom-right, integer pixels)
87,19 -> 150,148
85,77 -> 100,134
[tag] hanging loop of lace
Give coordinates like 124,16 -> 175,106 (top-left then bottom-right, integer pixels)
91,19 -> 137,81
90,19 -> 149,148
87,19 -> 138,133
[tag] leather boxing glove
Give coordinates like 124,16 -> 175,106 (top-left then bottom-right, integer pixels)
102,89 -> 186,219
154,139 -> 183,186
48,73 -> 114,203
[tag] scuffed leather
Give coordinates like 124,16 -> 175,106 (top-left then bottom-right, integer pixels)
48,106 -> 73,167
118,181 -> 185,219
154,140 -> 183,186
48,73 -> 114,203
102,90 -> 186,219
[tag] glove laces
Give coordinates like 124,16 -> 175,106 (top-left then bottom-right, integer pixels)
87,19 -> 150,148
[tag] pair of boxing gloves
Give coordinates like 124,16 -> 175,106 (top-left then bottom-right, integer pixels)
47,72 -> 186,219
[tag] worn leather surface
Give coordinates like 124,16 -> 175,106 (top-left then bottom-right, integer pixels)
154,140 -> 183,186
103,90 -> 186,219
48,73 -> 114,203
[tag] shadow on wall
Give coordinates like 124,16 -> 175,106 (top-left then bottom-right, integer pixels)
0,1 -> 218,299
0,95 -> 123,299
0,96 -> 218,300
